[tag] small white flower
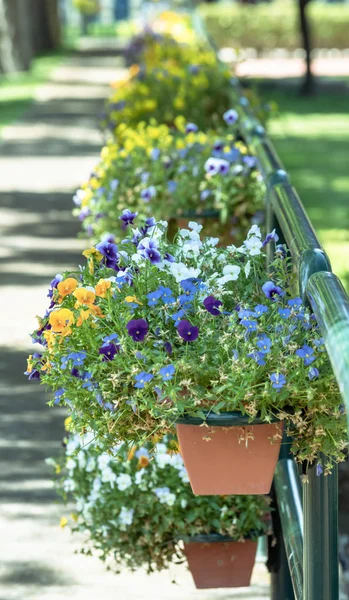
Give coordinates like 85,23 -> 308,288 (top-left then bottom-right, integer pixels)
244,260 -> 251,278
178,468 -> 190,483
135,471 -> 144,485
169,262 -> 201,282
244,235 -> 263,256
75,497 -> 85,512
101,467 -> 117,486
169,454 -> 185,470
92,477 -> 102,492
181,499 -> 188,509
77,451 -> 86,469
188,221 -> 203,233
86,457 -> 96,472
97,454 -> 111,470
206,237 -> 219,247
66,458 -> 76,472
155,453 -> 172,469
247,224 -> 262,238
115,473 -> 132,491
63,478 -> 75,492
118,507 -> 134,530
131,253 -> 144,265
65,436 -> 80,456
216,264 -> 241,286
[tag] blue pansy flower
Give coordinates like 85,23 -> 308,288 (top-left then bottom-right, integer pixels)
295,345 -> 315,366
288,297 -> 303,308
256,336 -> 272,354
270,372 -> 287,390
253,304 -> 268,317
248,351 -> 266,366
134,372 -> 154,389
158,286 -> 176,304
167,180 -> 177,194
159,364 -> 175,381
67,352 -> 87,367
147,289 -> 163,307
102,333 -> 120,344
241,320 -> 258,332
278,308 -> 291,319
308,367 -> 319,380
171,309 -> 187,326
135,447 -> 150,459
54,389 -> 65,405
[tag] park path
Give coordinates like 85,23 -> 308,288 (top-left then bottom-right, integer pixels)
0,52 -> 269,599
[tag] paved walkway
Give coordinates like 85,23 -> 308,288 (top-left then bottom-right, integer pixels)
0,53 -> 270,599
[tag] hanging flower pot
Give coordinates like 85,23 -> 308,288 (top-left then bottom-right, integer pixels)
176,412 -> 282,495
183,534 -> 258,589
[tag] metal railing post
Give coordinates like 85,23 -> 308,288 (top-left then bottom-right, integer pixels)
303,463 -> 339,600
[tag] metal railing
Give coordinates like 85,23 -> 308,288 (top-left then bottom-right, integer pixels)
189,9 -> 349,600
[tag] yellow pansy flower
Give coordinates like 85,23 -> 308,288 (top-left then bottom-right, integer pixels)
138,455 -> 150,469
57,278 -> 78,298
95,279 -> 111,298
49,309 -> 74,333
76,309 -> 91,327
125,296 -> 143,305
60,516 -> 68,529
128,446 -> 136,461
64,416 -> 72,431
89,305 -> 105,318
73,288 -> 96,306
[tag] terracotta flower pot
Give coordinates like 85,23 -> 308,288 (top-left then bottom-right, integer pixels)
176,412 -> 282,495
184,535 -> 257,589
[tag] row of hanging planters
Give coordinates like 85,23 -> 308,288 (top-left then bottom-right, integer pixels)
26,10 -> 347,590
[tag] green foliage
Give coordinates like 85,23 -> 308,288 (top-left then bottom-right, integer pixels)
48,434 -> 270,571
199,1 -> 349,51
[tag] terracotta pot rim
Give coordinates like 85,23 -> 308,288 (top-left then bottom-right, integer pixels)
178,533 -> 262,544
176,409 -> 280,427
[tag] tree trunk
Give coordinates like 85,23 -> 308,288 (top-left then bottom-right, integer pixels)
0,0 -> 33,72
299,0 -> 315,95
31,0 -> 61,55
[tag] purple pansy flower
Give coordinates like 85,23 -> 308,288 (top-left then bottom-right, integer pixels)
95,240 -> 119,269
137,238 -> 161,264
262,281 -> 283,300
262,229 -> 279,247
163,341 -> 173,355
119,209 -> 138,229
126,319 -> 149,342
178,320 -> 199,342
140,186 -> 156,202
99,342 -> 120,361
203,295 -> 222,316
223,109 -> 238,125
185,122 -> 198,133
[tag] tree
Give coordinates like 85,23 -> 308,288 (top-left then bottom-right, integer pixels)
0,0 -> 33,72
299,0 -> 315,95
0,0 -> 60,74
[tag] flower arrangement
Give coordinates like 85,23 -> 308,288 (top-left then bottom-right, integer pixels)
48,432 -> 270,573
27,217 -> 346,471
74,114 -> 264,242
104,42 -> 234,131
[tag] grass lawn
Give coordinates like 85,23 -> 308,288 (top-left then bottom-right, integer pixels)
260,83 -> 349,290
0,53 -> 66,135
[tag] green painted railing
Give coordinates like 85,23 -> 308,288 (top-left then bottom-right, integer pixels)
189,8 -> 349,600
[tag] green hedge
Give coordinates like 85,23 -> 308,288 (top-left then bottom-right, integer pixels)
199,1 -> 349,51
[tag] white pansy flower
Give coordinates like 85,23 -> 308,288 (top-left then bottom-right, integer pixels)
135,471 -> 144,485
216,264 -> 241,286
182,239 -> 202,256
75,497 -> 85,512
77,451 -> 86,469
181,499 -> 188,509
156,443 -> 168,454
115,473 -> 132,491
66,436 -> 80,456
86,457 -> 96,472
206,237 -> 219,247
66,458 -> 76,472
169,262 -> 201,282
101,467 -> 117,486
178,468 -> 190,483
244,235 -> 263,256
63,478 -> 75,492
92,477 -> 102,492
155,453 -> 172,469
247,224 -> 262,238
131,253 -> 143,265
97,454 -> 111,470
169,454 -> 185,469
244,260 -> 251,278
154,487 -> 176,506
188,221 -> 203,233
118,507 -> 134,530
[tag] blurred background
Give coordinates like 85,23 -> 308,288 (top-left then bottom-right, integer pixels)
0,0 -> 348,598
